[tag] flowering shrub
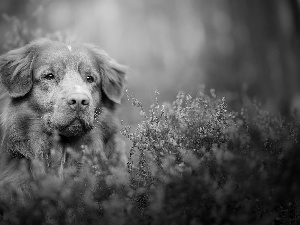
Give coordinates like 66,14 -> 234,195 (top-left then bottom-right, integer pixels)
122,89 -> 300,224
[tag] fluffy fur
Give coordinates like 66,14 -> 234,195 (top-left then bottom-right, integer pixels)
0,39 -> 126,188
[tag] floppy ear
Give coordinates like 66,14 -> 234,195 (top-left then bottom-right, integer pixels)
0,44 -> 35,98
87,45 -> 126,104
101,58 -> 126,104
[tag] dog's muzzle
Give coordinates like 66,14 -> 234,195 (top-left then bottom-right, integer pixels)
44,93 -> 94,137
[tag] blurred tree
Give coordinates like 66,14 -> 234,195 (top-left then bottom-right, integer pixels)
198,0 -> 300,115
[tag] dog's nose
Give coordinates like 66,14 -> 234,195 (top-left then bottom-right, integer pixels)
67,93 -> 90,111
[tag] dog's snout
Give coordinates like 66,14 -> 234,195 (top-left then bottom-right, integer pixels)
67,93 -> 90,111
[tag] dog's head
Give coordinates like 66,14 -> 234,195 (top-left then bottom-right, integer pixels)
0,39 -> 126,137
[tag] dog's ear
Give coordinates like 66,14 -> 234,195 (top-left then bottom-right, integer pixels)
87,45 -> 126,104
0,42 -> 37,98
101,58 -> 126,104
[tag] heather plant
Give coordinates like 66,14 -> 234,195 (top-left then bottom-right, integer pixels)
121,88 -> 237,192
121,89 -> 300,224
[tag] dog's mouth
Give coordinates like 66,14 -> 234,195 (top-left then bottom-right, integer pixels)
44,110 -> 94,137
58,118 -> 93,137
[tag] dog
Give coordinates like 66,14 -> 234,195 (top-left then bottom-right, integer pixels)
0,38 -> 126,188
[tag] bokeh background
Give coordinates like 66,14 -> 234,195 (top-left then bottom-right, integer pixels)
1,0 -> 300,125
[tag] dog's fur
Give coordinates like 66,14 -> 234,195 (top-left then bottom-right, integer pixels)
0,39 -> 126,188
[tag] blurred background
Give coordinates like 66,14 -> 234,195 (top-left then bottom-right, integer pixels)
0,0 -> 300,125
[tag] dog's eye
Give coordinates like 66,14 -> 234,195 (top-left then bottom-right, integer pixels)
44,73 -> 55,80
86,76 -> 95,83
